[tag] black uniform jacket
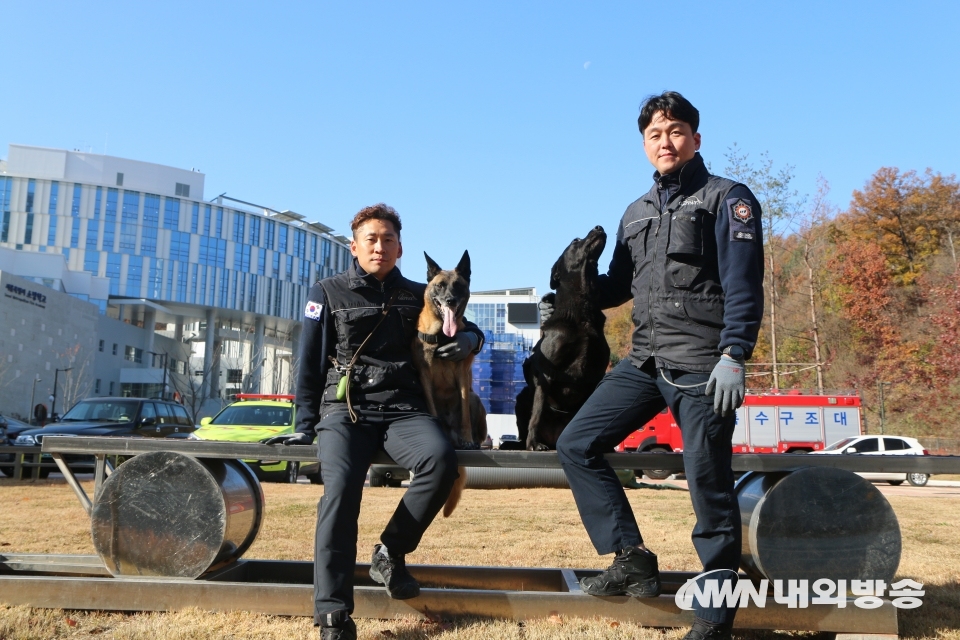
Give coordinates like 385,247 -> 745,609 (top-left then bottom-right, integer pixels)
295,260 -> 484,436
596,153 -> 765,372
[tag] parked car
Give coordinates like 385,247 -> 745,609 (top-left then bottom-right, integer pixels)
12,397 -> 196,477
188,394 -> 320,484
1,414 -> 35,477
811,435 -> 931,486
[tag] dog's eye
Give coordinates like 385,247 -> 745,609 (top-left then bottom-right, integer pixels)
573,238 -> 581,242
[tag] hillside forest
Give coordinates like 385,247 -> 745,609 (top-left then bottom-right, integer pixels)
602,147 -> 960,442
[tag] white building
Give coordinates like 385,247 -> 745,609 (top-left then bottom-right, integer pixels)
0,144 -> 352,414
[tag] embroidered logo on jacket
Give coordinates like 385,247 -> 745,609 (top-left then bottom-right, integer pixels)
304,301 -> 323,321
731,199 -> 753,223
680,196 -> 703,207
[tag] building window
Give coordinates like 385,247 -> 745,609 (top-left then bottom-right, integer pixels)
47,181 -> 60,245
163,197 -> 180,230
72,183 -> 82,216
233,212 -> 245,243
24,179 -> 36,244
226,369 -> 243,384
112,343 -> 118,356
0,176 -> 12,243
278,224 -> 288,253
109,381 -> 115,395
191,202 -> 199,233
116,172 -> 124,186
84,251 -> 100,275
124,346 -> 143,363
95,379 -> 101,394
126,255 -> 143,297
120,191 -> 140,251
175,183 -> 190,197
249,216 -> 260,246
99,340 -> 104,352
264,220 -> 275,249
216,207 -> 224,238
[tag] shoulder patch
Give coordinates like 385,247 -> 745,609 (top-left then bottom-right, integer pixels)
726,197 -> 757,242
304,301 -> 323,321
730,199 -> 753,223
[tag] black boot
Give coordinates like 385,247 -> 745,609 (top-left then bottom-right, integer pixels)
579,546 -> 661,597
682,617 -> 733,640
320,617 -> 356,640
369,543 -> 421,599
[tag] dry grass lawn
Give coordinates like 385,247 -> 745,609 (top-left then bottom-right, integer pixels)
0,477 -> 958,639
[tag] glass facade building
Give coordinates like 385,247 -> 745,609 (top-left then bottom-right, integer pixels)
0,146 -> 352,322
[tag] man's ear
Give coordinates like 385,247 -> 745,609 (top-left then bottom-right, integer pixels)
350,238 -> 358,257
455,250 -> 471,282
424,252 -> 443,282
550,258 -> 561,290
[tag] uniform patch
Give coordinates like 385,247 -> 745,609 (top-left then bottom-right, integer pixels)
680,196 -> 703,207
304,301 -> 323,321
731,199 -> 753,223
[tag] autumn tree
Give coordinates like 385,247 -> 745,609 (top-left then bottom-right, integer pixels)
848,168 -> 959,285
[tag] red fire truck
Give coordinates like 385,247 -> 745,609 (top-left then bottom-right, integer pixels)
616,391 -> 863,479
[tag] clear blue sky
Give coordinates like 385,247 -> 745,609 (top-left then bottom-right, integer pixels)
3,1 -> 959,295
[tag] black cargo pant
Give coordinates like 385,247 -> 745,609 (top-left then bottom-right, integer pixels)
556,357 -> 741,626
313,408 -> 458,625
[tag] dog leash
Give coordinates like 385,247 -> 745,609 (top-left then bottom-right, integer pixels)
329,289 -> 399,423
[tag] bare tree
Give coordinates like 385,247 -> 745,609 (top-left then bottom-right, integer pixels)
799,176 -> 836,393
55,344 -> 94,412
726,145 -> 806,389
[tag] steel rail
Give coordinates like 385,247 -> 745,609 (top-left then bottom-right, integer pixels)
0,557 -> 898,633
41,436 -> 960,473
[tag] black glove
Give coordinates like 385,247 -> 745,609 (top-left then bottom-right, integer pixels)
261,432 -> 313,446
705,355 -> 746,416
538,292 -> 555,324
436,331 -> 480,361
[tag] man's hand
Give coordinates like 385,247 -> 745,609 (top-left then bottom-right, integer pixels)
705,355 -> 745,416
261,432 -> 313,446
538,292 -> 556,324
436,332 -> 479,361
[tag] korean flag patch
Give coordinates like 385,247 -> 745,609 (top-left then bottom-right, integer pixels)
304,301 -> 323,321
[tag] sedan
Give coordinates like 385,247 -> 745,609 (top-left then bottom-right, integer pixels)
812,435 -> 931,486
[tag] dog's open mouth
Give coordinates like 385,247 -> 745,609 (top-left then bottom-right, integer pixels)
433,298 -> 459,337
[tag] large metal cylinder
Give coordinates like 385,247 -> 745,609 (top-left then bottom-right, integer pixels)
91,451 -> 264,578
735,467 -> 901,583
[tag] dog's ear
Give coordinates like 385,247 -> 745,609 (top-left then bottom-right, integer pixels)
550,257 -> 561,290
424,252 -> 443,282
455,250 -> 471,282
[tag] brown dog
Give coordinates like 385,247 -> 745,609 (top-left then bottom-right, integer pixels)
412,251 -> 487,517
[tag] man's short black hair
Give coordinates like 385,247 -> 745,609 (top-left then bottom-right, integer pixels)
638,91 -> 700,135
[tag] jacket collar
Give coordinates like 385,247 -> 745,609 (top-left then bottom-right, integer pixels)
347,259 -> 403,291
646,153 -> 709,206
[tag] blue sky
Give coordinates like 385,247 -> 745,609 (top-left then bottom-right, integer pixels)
3,1 -> 959,295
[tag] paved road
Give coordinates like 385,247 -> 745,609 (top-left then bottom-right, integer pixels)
640,476 -> 960,497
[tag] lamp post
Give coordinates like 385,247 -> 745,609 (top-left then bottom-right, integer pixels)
147,351 -> 168,399
29,375 -> 41,425
51,367 -> 73,418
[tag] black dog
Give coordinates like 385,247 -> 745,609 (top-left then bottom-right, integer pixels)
515,226 -> 610,450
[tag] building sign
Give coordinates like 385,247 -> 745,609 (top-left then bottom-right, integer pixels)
4,283 -> 47,309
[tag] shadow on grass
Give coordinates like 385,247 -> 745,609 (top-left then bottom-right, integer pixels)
897,580 -> 960,638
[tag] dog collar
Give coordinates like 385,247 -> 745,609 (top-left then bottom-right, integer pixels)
418,331 -> 456,345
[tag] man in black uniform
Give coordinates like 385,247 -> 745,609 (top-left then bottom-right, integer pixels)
268,204 -> 484,640
553,92 -> 764,639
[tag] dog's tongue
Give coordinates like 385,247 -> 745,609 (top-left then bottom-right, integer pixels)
442,306 -> 458,338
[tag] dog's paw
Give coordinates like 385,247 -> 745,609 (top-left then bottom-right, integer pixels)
533,443 -> 552,452
456,440 -> 481,451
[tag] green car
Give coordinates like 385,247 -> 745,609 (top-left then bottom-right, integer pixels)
188,394 -> 320,484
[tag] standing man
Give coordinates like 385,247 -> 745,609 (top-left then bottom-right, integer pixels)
267,204 -> 484,640
555,92 -> 764,639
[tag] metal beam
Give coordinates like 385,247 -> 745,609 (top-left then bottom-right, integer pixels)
40,436 -> 960,473
0,560 -> 898,633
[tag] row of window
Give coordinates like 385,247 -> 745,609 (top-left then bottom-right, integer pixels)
5,177 -> 348,260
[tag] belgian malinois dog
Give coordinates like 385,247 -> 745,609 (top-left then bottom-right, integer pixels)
515,227 -> 610,450
412,251 -> 487,516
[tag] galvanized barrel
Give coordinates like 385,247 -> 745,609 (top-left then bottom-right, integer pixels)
735,467 -> 901,583
91,451 -> 264,578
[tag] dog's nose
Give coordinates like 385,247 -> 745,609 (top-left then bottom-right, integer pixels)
593,225 -> 603,232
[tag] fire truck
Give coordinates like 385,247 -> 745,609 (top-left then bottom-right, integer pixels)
616,391 -> 863,479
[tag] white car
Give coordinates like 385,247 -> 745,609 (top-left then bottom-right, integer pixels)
812,435 -> 931,486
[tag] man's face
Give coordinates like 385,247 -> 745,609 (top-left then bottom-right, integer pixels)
351,219 -> 402,281
642,111 -> 701,175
